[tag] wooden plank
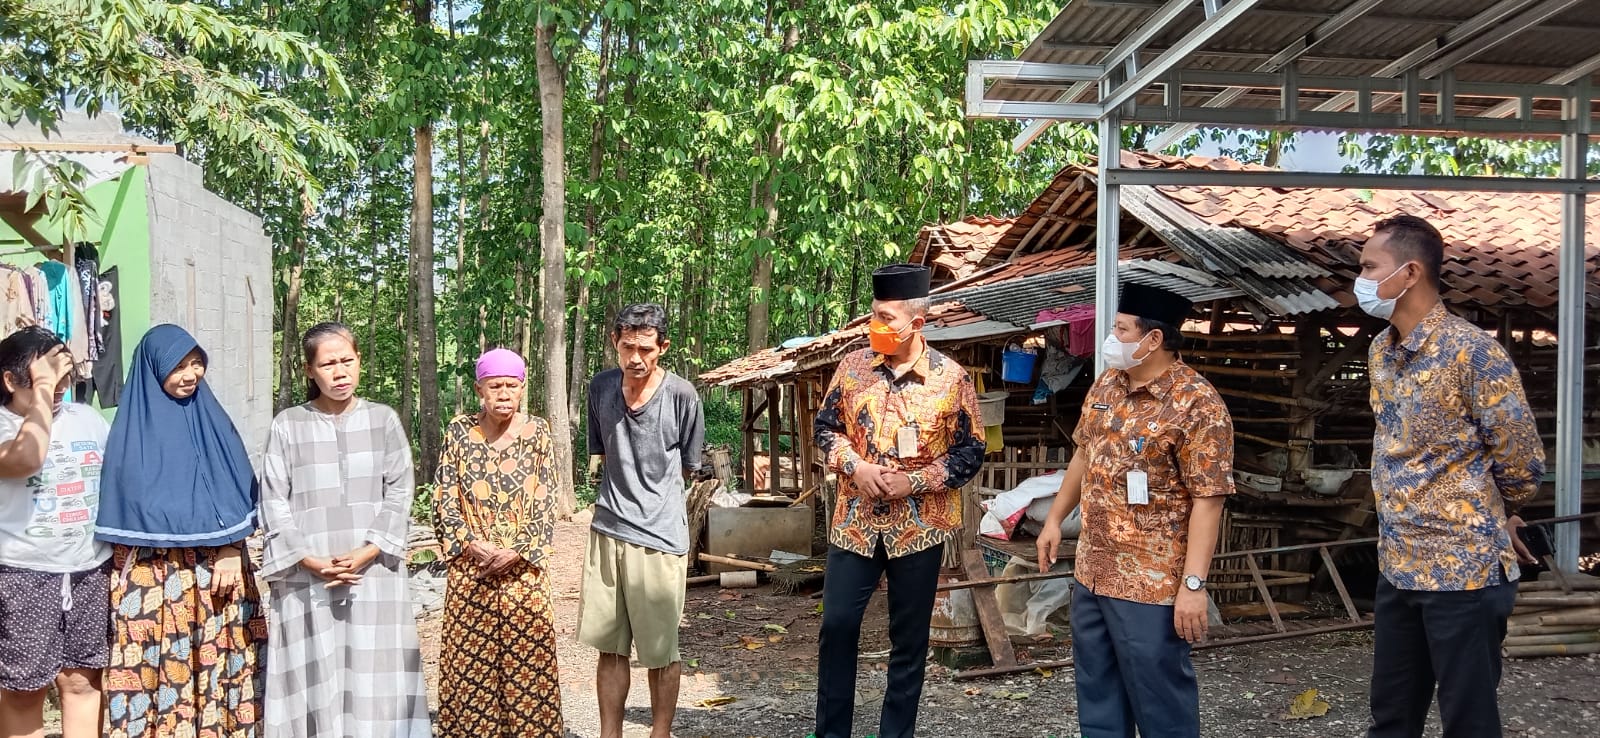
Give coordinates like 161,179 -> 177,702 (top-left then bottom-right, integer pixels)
961,549 -> 1018,668
767,386 -> 782,496
953,617 -> 1372,680
742,389 -> 757,492
698,553 -> 776,572
1244,553 -> 1285,633
1319,546 -> 1362,622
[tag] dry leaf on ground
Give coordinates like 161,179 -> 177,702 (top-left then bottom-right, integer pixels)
1284,689 -> 1331,720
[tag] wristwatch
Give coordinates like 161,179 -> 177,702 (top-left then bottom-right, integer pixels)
1183,574 -> 1206,591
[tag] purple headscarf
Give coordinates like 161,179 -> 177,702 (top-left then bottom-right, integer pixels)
475,348 -> 527,383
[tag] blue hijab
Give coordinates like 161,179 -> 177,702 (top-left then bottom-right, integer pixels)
96,324 -> 258,547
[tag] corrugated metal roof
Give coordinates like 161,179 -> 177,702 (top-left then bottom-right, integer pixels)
989,0 -> 1600,123
935,259 -> 1244,328
923,319 -> 1025,343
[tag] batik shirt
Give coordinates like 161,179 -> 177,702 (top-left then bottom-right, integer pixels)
434,413 -> 559,570
1072,361 -> 1235,605
815,346 -> 985,558
1369,303 -> 1544,592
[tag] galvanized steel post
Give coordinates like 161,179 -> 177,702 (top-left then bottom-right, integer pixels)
1554,86 -> 1589,574
1096,84 -> 1121,376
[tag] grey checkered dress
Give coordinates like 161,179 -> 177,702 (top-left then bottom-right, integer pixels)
257,400 -> 432,738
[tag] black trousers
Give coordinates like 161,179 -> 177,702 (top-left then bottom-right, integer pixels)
814,542 -> 943,738
1368,576 -> 1518,738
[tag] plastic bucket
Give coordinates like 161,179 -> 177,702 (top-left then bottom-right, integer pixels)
1000,349 -> 1037,383
977,391 -> 1009,426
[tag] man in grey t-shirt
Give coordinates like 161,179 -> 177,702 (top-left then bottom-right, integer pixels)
578,303 -> 704,738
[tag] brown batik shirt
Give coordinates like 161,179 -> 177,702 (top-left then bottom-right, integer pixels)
433,413 -> 560,570
815,346 -> 986,558
1072,361 -> 1235,605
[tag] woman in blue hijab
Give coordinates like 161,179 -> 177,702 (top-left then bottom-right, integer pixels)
96,324 -> 265,738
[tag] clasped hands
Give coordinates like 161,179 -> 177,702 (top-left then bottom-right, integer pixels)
300,543 -> 382,589
465,541 -> 525,579
852,462 -> 914,501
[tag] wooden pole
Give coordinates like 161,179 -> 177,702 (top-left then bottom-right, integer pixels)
953,619 -> 1373,680
1539,611 -> 1600,627
767,385 -> 782,496
1503,642 -> 1600,658
742,389 -> 756,492
1289,320 -> 1321,478
1510,605 -> 1600,626
1517,594 -> 1600,608
1506,622 -> 1599,637
1501,632 -> 1600,647
698,553 -> 777,572
1518,580 -> 1600,592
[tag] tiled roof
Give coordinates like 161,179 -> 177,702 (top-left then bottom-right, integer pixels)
701,151 -> 1600,386
910,215 -> 1018,286
699,302 -> 986,387
1153,175 -> 1600,311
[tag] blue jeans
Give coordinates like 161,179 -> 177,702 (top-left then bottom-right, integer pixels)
1071,584 -> 1200,738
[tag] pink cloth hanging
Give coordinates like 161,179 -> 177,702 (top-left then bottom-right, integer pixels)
1035,304 -> 1097,357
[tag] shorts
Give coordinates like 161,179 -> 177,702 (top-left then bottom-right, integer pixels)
0,562 -> 112,692
576,530 -> 687,669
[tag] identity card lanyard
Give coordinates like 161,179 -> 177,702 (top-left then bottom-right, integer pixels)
1121,386 -> 1175,507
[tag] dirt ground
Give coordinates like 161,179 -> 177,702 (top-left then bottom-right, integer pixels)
411,511 -> 1600,738
37,509 -> 1594,737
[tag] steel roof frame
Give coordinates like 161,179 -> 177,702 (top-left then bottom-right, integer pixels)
965,0 -> 1597,571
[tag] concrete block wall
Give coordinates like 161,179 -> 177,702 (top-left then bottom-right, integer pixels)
145,154 -> 274,456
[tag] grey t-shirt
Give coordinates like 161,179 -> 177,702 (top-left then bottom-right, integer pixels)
587,368 -> 705,555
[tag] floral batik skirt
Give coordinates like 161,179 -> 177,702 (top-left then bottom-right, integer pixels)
438,558 -> 564,738
105,545 -> 267,738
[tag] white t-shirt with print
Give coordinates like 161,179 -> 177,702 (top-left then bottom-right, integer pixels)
0,403 -> 112,573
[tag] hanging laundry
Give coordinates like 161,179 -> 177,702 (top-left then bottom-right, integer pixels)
1032,303 -> 1097,357
24,266 -> 52,333
90,267 -> 124,408
74,243 -> 103,361
0,266 -> 35,334
62,261 -> 89,368
38,261 -> 74,343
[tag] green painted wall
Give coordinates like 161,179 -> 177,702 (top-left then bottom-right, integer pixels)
0,167 -> 152,416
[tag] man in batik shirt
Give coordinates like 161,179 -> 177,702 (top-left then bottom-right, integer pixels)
811,263 -> 985,738
1355,215 -> 1544,738
1036,282 -> 1235,738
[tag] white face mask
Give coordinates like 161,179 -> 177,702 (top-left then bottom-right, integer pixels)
1101,332 -> 1151,371
1353,264 -> 1412,320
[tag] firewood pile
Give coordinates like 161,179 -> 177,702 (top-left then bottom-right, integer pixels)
1504,575 -> 1600,659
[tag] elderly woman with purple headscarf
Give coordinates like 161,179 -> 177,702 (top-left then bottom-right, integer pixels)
432,348 -> 565,736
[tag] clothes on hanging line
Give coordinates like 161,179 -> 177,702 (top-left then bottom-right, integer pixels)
89,268 -> 124,408
0,266 -> 34,335
0,250 -> 110,376
74,243 -> 104,363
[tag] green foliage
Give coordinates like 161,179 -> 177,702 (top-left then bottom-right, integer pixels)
702,394 -> 744,452
0,0 -> 356,209
1337,134 -> 1600,177
412,482 -> 435,524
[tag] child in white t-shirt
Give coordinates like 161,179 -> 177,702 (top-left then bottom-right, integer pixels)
0,326 -> 111,738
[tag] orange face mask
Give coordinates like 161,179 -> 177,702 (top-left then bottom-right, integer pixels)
868,319 -> 913,355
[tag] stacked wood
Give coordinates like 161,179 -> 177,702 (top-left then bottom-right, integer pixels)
685,478 -> 721,570
1504,580 -> 1600,658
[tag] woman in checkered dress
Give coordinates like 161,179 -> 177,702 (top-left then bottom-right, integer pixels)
256,323 -> 431,738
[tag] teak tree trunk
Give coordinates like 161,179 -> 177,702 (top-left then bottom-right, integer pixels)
536,18 -> 577,517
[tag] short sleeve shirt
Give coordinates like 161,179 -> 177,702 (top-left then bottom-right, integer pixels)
1071,361 -> 1235,605
0,403 -> 113,572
